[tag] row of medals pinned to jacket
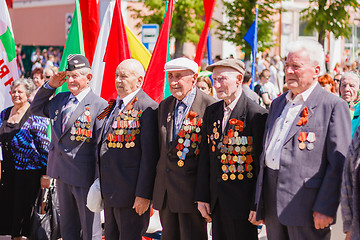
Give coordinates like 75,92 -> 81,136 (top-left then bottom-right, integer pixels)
175,111 -> 202,167
209,119 -> 254,181
68,106 -> 92,142
107,97 -> 143,149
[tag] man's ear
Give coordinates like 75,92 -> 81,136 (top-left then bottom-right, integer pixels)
237,73 -> 244,85
86,73 -> 93,82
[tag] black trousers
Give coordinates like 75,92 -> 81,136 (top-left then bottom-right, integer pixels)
211,201 -> 258,240
104,203 -> 150,240
159,193 -> 207,240
263,167 -> 330,240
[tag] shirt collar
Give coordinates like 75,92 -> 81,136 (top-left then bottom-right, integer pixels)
224,90 -> 242,111
286,82 -> 318,103
176,87 -> 197,108
117,88 -> 141,108
69,87 -> 90,103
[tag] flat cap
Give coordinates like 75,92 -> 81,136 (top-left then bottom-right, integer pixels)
206,59 -> 245,74
164,57 -> 199,74
66,54 -> 90,71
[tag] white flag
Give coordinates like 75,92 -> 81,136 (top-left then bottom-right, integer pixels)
0,0 -> 19,110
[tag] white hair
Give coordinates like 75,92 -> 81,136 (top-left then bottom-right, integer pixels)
118,59 -> 146,78
340,71 -> 360,86
11,78 -> 35,97
78,67 -> 92,76
286,39 -> 325,75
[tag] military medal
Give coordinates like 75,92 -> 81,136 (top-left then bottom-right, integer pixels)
306,132 -> 316,150
298,132 -> 307,150
238,173 -> 244,180
178,160 -> 184,167
247,172 -> 253,178
222,173 -> 228,181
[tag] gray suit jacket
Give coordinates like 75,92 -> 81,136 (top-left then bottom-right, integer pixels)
30,85 -> 107,188
255,84 -> 352,226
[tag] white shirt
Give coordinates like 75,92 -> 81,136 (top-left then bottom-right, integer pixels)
265,82 -> 317,170
222,91 -> 242,132
70,87 -> 91,103
116,88 -> 141,111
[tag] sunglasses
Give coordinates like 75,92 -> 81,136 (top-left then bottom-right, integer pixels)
334,79 -> 340,82
45,76 -> 51,79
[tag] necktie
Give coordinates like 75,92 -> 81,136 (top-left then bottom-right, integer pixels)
174,101 -> 185,139
62,97 -> 77,132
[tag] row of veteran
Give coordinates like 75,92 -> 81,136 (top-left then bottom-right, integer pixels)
30,54 -> 106,240
0,78 -> 50,240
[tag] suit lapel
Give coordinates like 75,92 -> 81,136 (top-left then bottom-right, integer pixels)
55,92 -> 71,138
283,84 -> 322,145
60,90 -> 93,138
265,94 -> 287,149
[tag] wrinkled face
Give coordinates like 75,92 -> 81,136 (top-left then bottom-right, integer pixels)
32,73 -> 45,88
340,76 -> 359,103
11,84 -> 29,105
66,69 -> 90,96
212,67 -> 242,101
168,70 -> 196,100
285,50 -> 320,96
115,65 -> 142,98
196,81 -> 211,95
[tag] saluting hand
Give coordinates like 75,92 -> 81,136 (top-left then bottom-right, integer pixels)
48,71 -> 67,89
197,202 -> 212,223
313,211 -> 333,229
132,197 -> 150,216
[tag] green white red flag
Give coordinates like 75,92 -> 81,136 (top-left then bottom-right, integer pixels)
0,0 -> 19,110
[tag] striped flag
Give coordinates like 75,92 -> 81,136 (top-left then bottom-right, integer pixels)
90,1 -> 152,100
0,0 -> 19,110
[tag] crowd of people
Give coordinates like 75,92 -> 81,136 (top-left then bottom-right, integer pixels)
1,38 -> 360,240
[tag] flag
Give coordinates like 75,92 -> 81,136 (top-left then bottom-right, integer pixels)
79,0 -> 100,65
56,0 -> 85,94
90,1 -> 151,99
0,0 -> 19,110
125,25 -> 151,71
243,6 -> 258,90
143,0 -> 174,103
5,0 -> 12,8
100,0 -> 131,101
194,0 -> 217,67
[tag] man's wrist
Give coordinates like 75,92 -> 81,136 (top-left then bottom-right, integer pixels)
44,81 -> 55,90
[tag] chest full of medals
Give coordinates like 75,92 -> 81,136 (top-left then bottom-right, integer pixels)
70,106 -> 92,142
107,108 -> 143,149
175,111 -> 202,168
209,119 -> 254,182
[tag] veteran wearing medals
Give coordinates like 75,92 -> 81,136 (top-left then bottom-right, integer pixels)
253,40 -> 352,240
152,57 -> 216,240
195,59 -> 268,240
97,59 -> 158,240
30,54 -> 106,240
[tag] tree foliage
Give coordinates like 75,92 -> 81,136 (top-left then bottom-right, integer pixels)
301,0 -> 359,46
129,0 -> 205,58
216,0 -> 280,60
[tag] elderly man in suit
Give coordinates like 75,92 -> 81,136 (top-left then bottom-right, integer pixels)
97,59 -> 158,240
152,57 -> 216,240
195,59 -> 268,240
30,54 -> 106,240
253,39 -> 352,240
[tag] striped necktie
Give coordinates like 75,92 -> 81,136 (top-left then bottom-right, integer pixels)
62,97 -> 78,132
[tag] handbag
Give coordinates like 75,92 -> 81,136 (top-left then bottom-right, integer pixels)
30,180 -> 61,240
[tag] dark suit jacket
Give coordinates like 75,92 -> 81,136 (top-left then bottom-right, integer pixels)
30,86 -> 107,188
255,84 -> 352,226
195,92 -> 268,219
98,89 -> 159,208
153,88 -> 216,213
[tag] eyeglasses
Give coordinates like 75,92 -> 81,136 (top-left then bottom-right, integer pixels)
45,76 -> 51,79
334,79 -> 341,82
